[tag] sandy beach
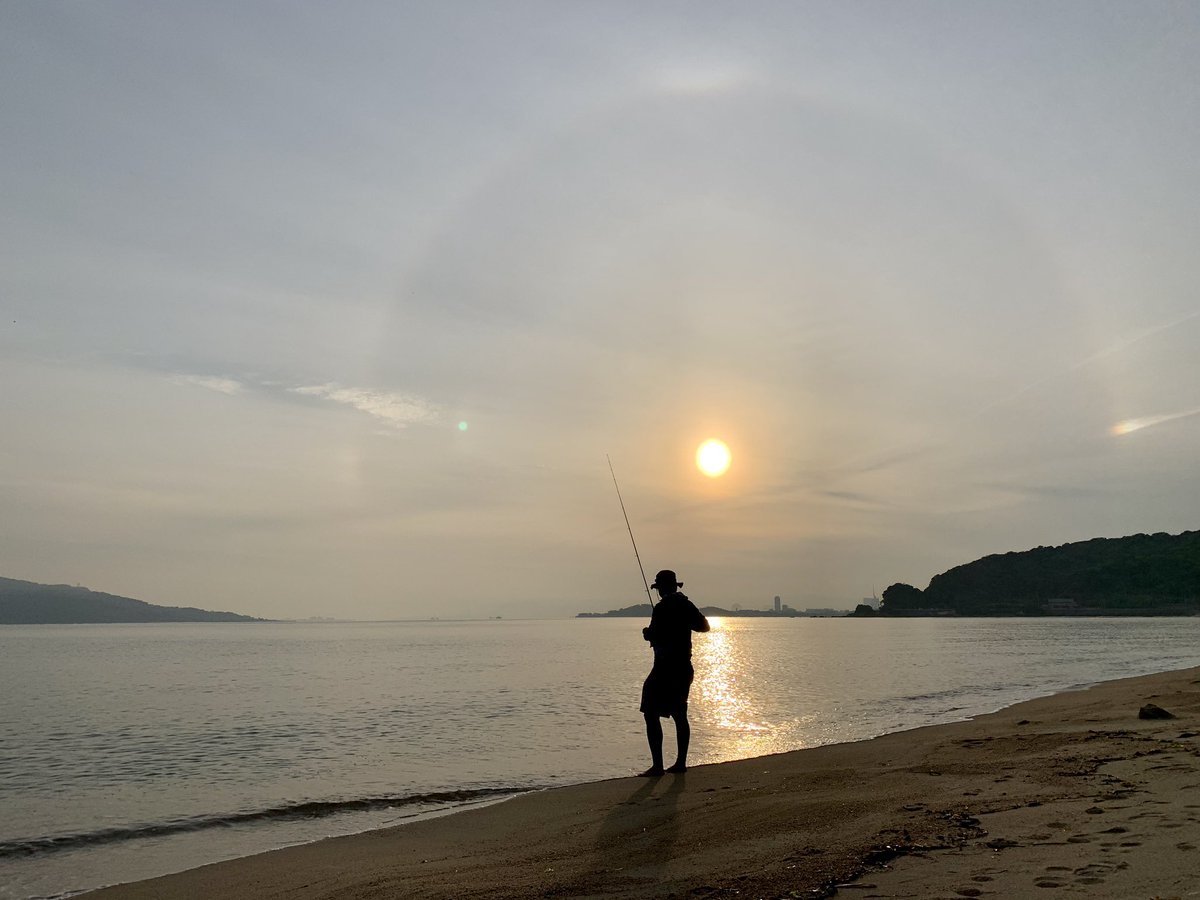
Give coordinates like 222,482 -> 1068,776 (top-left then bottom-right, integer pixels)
83,666 -> 1200,899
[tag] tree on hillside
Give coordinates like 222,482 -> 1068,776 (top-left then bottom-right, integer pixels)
880,582 -> 924,613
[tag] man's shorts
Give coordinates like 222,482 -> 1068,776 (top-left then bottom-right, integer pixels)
639,662 -> 694,718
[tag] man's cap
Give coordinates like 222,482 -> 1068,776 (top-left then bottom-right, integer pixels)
652,569 -> 682,589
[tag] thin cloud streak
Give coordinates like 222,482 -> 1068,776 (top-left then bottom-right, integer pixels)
967,308 -> 1200,423
169,374 -> 243,395
167,371 -> 441,429
291,383 -> 440,428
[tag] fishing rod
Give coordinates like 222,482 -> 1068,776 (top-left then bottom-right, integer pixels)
606,454 -> 654,608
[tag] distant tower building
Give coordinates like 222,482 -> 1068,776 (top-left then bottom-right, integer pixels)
774,595 -> 781,612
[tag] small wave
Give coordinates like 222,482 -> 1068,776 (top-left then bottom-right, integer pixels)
893,683 -> 1012,704
0,786 -> 532,860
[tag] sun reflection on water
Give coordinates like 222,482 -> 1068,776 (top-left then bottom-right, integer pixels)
692,618 -> 824,762
695,620 -> 766,731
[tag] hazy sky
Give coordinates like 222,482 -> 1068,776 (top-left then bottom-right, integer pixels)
3,2 -> 1199,619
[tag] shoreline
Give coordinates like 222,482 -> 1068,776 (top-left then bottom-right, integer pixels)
81,664 -> 1200,899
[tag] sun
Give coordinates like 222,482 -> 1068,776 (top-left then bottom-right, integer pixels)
696,439 -> 732,478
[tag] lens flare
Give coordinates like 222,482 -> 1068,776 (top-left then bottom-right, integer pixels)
696,439 -> 732,477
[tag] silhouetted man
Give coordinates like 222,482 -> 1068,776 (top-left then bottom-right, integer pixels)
639,569 -> 710,776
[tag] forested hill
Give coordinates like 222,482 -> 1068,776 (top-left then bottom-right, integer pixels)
880,530 -> 1200,615
0,577 -> 265,624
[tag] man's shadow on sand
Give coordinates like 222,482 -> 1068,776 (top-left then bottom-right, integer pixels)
573,773 -> 688,892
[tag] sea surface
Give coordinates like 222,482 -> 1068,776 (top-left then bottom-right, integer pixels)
3,616 -> 1200,899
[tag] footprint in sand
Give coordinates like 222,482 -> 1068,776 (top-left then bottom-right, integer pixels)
1175,842 -> 1196,850
1033,865 -> 1077,889
1072,860 -> 1120,885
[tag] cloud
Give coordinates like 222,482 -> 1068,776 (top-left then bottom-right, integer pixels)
169,374 -> 243,395
167,370 -> 440,430
291,383 -> 439,428
977,481 -> 1109,500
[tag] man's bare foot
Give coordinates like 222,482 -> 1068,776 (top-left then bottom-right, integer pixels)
666,762 -> 687,773
637,766 -> 664,777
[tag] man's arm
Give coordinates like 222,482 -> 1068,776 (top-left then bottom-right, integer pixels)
643,605 -> 662,643
692,603 -> 710,633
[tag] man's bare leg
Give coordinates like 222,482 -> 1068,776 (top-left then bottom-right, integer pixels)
667,707 -> 689,773
639,713 -> 664,776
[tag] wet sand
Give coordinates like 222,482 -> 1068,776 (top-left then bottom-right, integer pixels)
84,666 -> 1200,899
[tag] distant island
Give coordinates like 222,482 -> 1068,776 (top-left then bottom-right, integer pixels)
858,529 -> 1200,617
0,576 -> 266,624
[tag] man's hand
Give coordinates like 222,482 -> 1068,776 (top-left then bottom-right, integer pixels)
642,626 -> 652,642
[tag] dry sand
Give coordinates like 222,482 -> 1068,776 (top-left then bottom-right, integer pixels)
84,666 -> 1200,899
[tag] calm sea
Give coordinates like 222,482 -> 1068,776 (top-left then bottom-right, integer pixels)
3,617 -> 1200,899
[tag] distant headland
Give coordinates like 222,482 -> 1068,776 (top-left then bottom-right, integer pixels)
857,529 -> 1200,617
0,576 -> 266,624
